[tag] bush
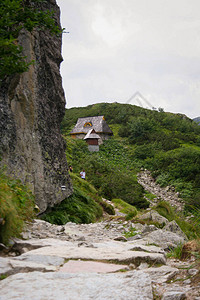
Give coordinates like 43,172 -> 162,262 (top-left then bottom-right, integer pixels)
100,201 -> 115,215
42,174 -> 103,225
42,186 -> 103,225
0,171 -> 35,244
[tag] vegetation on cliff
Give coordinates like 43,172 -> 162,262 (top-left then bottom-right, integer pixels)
0,0 -> 63,81
0,169 -> 34,244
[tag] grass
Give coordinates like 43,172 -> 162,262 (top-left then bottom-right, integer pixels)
166,243 -> 184,259
0,274 -> 8,281
0,169 -> 35,245
42,173 -> 103,225
154,201 -> 200,239
111,198 -> 137,220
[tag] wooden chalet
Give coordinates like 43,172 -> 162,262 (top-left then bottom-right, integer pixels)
70,116 -> 113,144
84,128 -> 100,151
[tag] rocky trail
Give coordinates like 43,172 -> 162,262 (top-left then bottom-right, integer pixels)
0,172 -> 200,300
137,170 -> 185,212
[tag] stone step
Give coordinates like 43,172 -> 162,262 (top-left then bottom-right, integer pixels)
0,270 -> 153,300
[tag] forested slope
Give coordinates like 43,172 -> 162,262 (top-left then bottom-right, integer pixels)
62,102 -> 200,212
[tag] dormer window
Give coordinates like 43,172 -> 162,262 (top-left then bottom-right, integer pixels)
84,122 -> 92,127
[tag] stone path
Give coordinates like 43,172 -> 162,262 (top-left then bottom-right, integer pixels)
0,219 -> 199,299
137,170 -> 185,211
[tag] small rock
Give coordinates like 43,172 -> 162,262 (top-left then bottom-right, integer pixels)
183,279 -> 191,285
127,234 -> 142,241
137,262 -> 149,270
139,210 -> 169,226
142,224 -> 158,234
113,236 -> 127,242
143,229 -> 185,250
161,291 -> 186,300
188,268 -> 199,276
76,236 -> 86,241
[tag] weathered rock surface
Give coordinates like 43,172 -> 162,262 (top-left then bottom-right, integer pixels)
0,0 -> 72,212
15,239 -> 166,266
163,221 -> 188,240
0,271 -> 153,300
139,210 -> 169,226
143,229 -> 186,250
0,219 -> 199,299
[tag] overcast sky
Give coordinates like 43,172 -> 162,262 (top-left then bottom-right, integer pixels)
57,0 -> 200,119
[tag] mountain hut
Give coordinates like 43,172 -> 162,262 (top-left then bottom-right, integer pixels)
84,128 -> 100,152
70,116 -> 113,144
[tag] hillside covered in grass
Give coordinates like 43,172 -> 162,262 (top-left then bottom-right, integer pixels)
62,102 -> 200,214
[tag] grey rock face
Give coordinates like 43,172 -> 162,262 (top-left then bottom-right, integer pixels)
0,0 -> 73,212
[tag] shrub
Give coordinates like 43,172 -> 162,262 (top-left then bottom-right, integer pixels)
0,171 -> 35,244
100,201 -> 115,215
42,175 -> 103,225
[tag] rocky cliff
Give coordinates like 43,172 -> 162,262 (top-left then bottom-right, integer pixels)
0,0 -> 73,212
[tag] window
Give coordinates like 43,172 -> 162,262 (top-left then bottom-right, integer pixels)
84,122 -> 92,127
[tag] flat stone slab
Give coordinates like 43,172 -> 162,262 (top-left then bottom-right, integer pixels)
22,243 -> 166,266
59,260 -> 127,273
142,265 -> 179,283
0,256 -> 56,276
14,254 -> 65,267
0,270 -> 153,300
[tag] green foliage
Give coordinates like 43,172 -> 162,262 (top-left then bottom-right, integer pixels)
123,227 -> 137,238
112,198 -> 137,219
62,102 -> 200,219
144,191 -> 157,201
128,116 -> 157,144
154,201 -> 200,239
100,201 -> 115,215
0,0 -> 63,80
0,170 -> 35,244
64,136 -> 149,210
167,243 -> 184,259
42,173 -> 103,225
82,144 -> 149,209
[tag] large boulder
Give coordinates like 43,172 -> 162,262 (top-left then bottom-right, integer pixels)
143,229 -> 185,250
139,210 -> 169,227
163,221 -> 188,240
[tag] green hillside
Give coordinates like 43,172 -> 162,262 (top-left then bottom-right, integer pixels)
1,102 -> 200,243
62,102 -> 200,213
